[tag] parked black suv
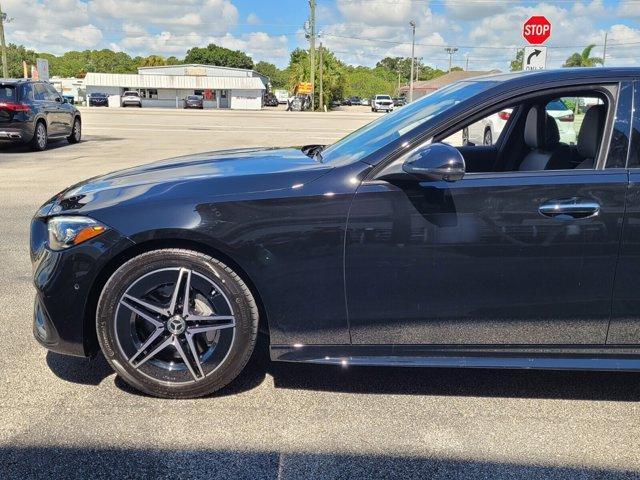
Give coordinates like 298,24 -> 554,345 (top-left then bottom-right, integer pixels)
0,79 -> 81,151
88,92 -> 108,107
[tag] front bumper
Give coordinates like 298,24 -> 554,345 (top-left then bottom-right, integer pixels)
30,215 -> 135,357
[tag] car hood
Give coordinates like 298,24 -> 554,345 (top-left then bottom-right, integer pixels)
43,147 -> 332,215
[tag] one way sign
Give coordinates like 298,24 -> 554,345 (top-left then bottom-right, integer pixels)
523,46 -> 547,70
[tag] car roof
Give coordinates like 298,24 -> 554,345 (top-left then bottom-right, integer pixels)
466,67 -> 640,85
0,78 -> 38,84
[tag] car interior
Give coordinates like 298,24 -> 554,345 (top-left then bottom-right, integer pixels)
437,89 -> 610,174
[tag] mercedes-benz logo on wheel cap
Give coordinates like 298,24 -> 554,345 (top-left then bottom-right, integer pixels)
166,316 -> 186,335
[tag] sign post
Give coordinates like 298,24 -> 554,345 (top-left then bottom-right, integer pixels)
522,16 -> 551,71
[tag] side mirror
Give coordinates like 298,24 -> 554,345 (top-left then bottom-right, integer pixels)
402,143 -> 466,182
55,96 -> 62,103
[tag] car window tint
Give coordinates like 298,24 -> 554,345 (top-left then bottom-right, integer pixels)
44,84 -> 60,101
33,83 -> 48,101
0,86 -> 16,101
20,84 -> 33,101
546,96 -> 603,146
441,108 -> 514,147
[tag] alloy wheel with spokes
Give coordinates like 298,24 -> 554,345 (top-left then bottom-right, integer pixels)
97,249 -> 259,398
31,122 -> 47,151
68,118 -> 81,144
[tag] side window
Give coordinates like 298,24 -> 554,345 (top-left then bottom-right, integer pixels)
19,84 -> 33,101
545,97 -> 603,147
442,108 -> 514,147
44,84 -> 60,101
33,83 -> 47,101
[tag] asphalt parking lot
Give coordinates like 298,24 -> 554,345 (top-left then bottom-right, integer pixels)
2,107 -> 640,480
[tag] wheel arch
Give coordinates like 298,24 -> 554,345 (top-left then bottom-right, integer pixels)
82,237 -> 269,357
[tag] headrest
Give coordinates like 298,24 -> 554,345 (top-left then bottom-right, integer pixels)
524,106 -> 560,150
577,104 -> 606,160
524,106 -> 540,148
543,113 -> 560,149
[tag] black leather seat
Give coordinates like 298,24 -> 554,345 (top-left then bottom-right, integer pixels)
575,104 -> 606,169
519,106 -> 570,171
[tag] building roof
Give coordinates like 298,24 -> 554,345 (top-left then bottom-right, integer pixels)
138,63 -> 256,73
400,70 -> 501,93
84,72 -> 265,91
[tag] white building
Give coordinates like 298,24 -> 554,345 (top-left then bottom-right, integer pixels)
84,64 -> 268,110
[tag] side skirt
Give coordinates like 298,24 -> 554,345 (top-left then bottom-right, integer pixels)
270,344 -> 640,372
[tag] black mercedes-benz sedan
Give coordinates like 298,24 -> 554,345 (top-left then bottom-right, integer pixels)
31,68 -> 640,398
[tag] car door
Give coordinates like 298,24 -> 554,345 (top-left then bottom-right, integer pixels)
46,84 -> 73,135
608,80 -> 640,344
33,83 -> 59,135
344,82 -> 632,346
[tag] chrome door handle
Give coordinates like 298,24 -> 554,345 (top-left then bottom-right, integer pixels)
538,198 -> 600,219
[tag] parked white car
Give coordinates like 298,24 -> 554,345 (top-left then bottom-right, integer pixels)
360,98 -> 369,106
371,95 -> 394,113
464,99 -> 577,146
121,91 -> 142,108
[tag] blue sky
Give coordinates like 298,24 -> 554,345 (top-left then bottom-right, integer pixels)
5,0 -> 640,70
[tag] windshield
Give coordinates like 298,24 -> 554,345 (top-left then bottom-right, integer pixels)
320,80 -> 497,164
91,93 -> 106,98
187,96 -> 201,100
376,95 -> 391,100
124,92 -> 139,97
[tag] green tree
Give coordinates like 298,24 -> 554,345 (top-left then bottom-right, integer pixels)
376,56 -> 444,84
184,44 -> 253,69
139,55 -> 168,67
563,44 -> 603,67
287,47 -> 346,109
343,65 -> 396,99
5,44 -> 37,78
166,56 -> 182,65
510,49 -> 524,71
254,61 -> 287,89
40,49 -> 138,77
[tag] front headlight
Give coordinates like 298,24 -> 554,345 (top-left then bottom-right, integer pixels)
47,216 -> 108,251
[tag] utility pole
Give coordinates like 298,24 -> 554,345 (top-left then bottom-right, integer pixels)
0,2 -> 8,78
409,21 -> 415,103
602,32 -> 608,66
397,69 -> 401,96
415,57 -> 422,82
308,0 -> 316,110
445,47 -> 458,73
465,54 -> 469,71
319,41 -> 323,111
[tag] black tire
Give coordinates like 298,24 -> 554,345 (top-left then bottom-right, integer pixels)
483,128 -> 493,146
462,127 -> 470,146
67,117 -> 81,144
96,249 -> 259,399
30,121 -> 47,151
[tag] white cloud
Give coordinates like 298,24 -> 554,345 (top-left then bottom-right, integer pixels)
61,25 -> 103,47
246,13 -> 261,25
444,0 -> 508,20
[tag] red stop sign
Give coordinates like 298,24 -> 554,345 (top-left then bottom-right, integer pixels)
523,16 -> 551,45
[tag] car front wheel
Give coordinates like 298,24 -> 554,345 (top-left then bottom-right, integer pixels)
67,118 -> 81,144
96,249 -> 259,398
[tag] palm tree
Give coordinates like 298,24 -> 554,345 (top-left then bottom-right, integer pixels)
563,44 -> 604,67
